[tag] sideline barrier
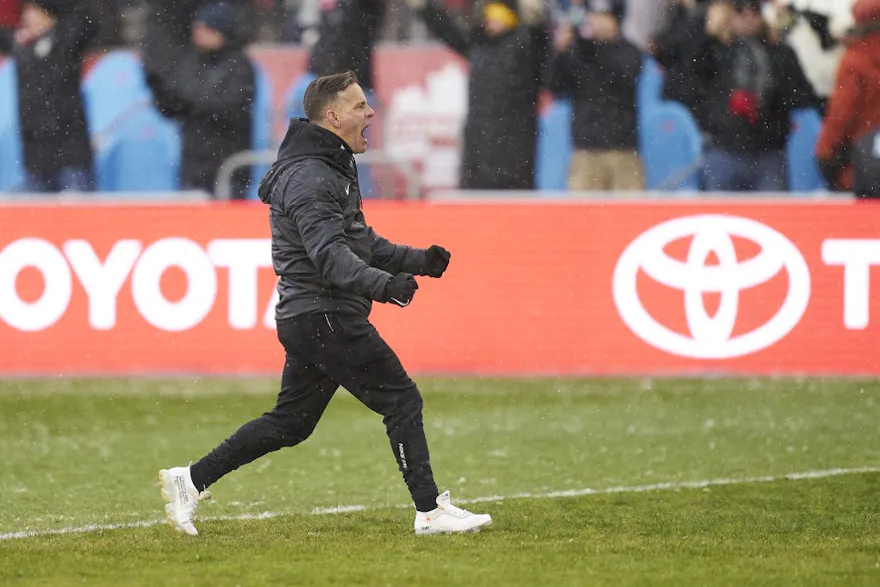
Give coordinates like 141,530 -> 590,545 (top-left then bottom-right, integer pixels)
0,198 -> 877,376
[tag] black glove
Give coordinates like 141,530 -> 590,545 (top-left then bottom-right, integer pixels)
382,273 -> 419,307
424,245 -> 451,278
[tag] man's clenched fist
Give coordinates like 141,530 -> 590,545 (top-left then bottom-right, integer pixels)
425,245 -> 451,278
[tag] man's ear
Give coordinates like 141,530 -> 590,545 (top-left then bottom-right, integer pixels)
325,107 -> 341,129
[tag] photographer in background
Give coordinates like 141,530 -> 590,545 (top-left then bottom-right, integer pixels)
549,0 -> 644,191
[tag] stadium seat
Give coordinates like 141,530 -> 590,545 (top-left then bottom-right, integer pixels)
94,107 -> 181,193
639,101 -> 703,191
788,108 -> 828,192
0,60 -> 25,193
83,51 -> 155,140
637,54 -> 665,116
536,98 -> 573,191
83,51 -> 182,193
248,61 -> 273,200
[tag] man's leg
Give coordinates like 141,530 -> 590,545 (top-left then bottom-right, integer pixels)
307,313 -> 492,534
753,150 -> 789,192
703,148 -> 746,192
609,150 -> 645,191
58,167 -> 95,192
569,150 -> 608,191
306,313 -> 438,512
160,318 -> 338,535
23,171 -> 55,193
189,347 -> 339,492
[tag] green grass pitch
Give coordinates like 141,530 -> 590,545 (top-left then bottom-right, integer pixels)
1,377 -> 879,586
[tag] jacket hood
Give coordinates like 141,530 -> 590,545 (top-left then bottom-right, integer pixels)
258,118 -> 354,203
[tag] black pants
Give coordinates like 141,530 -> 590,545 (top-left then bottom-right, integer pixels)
189,312 -> 439,512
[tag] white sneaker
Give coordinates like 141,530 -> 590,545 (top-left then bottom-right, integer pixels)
414,491 -> 492,535
158,466 -> 211,536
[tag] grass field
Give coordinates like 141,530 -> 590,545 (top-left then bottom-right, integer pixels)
1,377 -> 879,586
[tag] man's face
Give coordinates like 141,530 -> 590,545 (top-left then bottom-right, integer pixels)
734,6 -> 764,38
18,4 -> 55,41
590,13 -> 620,41
192,22 -> 227,52
327,83 -> 375,154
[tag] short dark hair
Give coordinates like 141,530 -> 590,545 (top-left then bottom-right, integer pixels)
303,71 -> 359,122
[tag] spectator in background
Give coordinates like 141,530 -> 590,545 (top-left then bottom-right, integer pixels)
407,0 -> 548,190
549,0 -> 644,191
144,1 -> 255,199
12,0 -> 97,192
0,0 -> 21,53
816,0 -> 880,196
681,0 -> 817,191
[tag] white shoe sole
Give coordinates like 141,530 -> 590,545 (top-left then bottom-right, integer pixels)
158,469 -> 197,536
415,518 -> 492,536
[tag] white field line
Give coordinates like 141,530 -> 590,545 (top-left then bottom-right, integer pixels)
2,465 -> 878,542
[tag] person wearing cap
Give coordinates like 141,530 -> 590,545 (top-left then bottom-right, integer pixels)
407,0 -> 549,190
144,0 -> 255,199
679,0 -> 818,191
549,0 -> 644,191
11,0 -> 97,192
816,0 -> 880,196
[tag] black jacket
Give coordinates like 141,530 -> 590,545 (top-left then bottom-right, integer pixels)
685,32 -> 818,152
143,2 -> 254,198
416,1 -> 548,190
549,38 -> 642,150
308,0 -> 384,92
146,47 -> 255,197
258,119 -> 428,323
651,2 -> 709,108
13,3 -> 97,174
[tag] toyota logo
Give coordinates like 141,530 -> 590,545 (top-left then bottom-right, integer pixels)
613,215 -> 810,359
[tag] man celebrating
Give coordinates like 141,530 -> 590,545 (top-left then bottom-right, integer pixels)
159,71 -> 492,537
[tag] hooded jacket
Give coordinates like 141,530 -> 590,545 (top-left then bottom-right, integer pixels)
258,119 -> 428,323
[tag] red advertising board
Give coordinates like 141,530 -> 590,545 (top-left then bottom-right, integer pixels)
1,199 -> 878,376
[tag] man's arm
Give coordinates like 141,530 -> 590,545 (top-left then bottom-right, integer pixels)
548,24 -> 578,95
815,54 -> 861,184
409,0 -> 471,57
369,229 -> 427,275
287,176 -> 392,300
55,2 -> 99,58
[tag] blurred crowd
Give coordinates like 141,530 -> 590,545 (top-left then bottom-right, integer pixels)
0,0 -> 879,197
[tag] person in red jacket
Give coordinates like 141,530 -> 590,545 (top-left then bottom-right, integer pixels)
816,0 -> 880,192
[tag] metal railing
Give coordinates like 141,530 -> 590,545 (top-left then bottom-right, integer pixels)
214,149 -> 422,201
